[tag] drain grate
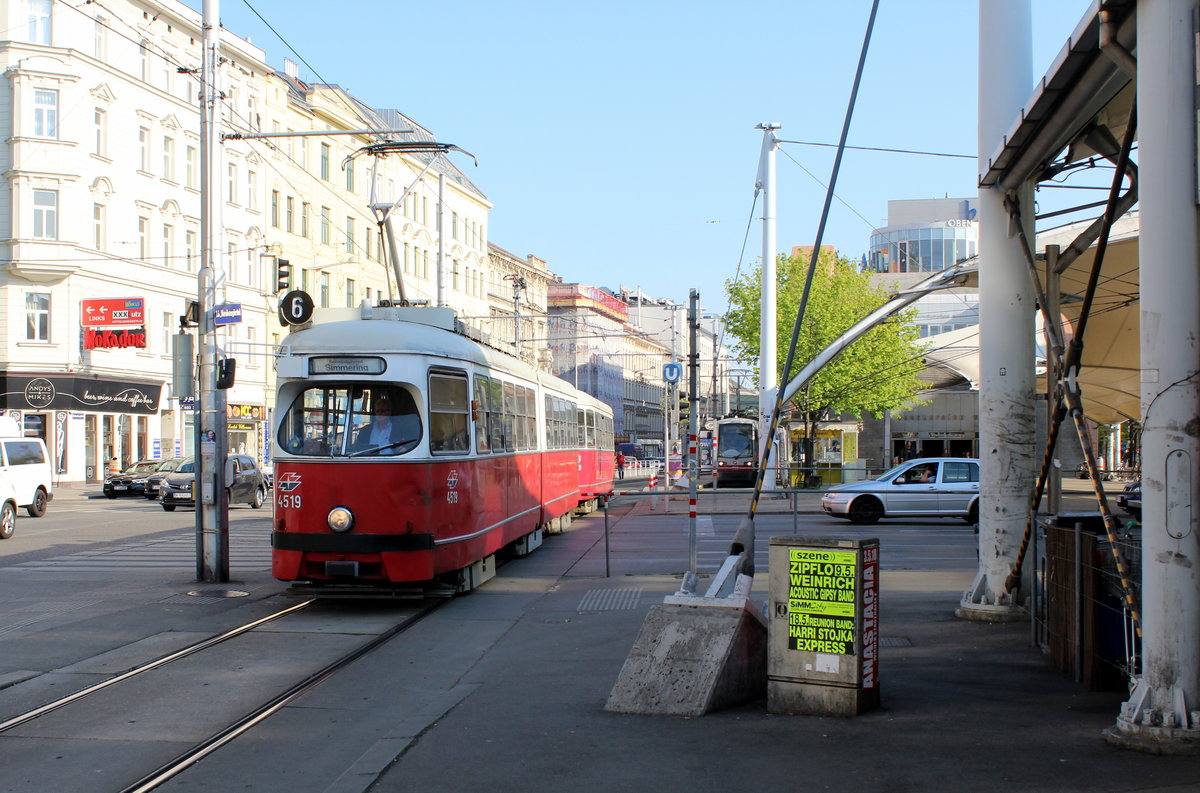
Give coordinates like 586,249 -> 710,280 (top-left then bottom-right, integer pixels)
880,636 -> 913,648
577,588 -> 642,613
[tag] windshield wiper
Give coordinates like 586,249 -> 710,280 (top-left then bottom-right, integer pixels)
347,439 -> 417,458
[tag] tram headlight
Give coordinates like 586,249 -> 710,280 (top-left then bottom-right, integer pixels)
327,507 -> 354,533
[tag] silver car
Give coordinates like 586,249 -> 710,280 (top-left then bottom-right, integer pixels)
821,458 -> 981,525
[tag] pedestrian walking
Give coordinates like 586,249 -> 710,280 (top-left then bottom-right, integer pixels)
615,451 -> 625,480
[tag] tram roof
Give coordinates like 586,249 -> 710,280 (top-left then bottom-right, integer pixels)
282,308 -> 609,410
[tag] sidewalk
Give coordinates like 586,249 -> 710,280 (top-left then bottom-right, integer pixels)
366,500 -> 1200,793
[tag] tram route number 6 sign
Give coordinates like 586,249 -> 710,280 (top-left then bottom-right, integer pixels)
279,290 -> 315,326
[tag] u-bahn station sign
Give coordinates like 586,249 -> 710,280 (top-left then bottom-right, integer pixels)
768,535 -> 880,717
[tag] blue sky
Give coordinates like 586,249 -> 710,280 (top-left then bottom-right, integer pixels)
194,0 -> 1091,315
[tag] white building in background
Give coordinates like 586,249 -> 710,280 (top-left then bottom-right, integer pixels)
867,197 -> 980,337
0,0 -> 270,483
0,0 -> 505,485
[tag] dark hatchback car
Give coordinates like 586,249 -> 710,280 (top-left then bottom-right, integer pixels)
103,459 -> 163,498
143,457 -> 187,500
158,454 -> 267,512
1117,480 -> 1142,520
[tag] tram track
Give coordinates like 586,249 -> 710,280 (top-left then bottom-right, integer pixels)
0,595 -> 446,793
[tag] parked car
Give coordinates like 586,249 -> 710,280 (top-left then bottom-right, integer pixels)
1117,480 -> 1142,520
103,459 -> 163,498
143,457 -> 187,500
0,470 -> 20,539
158,454 -> 267,512
821,457 -> 981,525
0,434 -> 53,517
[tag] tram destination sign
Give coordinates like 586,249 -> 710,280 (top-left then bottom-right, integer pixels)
309,356 -> 386,376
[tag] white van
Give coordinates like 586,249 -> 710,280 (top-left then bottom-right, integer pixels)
0,417 -> 53,517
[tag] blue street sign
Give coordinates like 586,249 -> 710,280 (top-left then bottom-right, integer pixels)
214,303 -> 243,326
663,363 -> 683,383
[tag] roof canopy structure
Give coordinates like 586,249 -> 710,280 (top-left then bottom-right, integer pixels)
980,0 -> 1139,424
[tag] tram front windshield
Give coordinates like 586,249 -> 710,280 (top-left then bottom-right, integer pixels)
717,423 -> 756,462
278,384 -> 422,457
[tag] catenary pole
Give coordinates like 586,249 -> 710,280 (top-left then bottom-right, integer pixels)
197,0 -> 229,581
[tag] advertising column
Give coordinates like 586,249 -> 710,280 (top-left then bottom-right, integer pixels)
768,536 -> 880,716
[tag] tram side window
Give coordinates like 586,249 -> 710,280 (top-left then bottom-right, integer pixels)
525,388 -> 537,450
429,371 -> 469,453
514,384 -> 528,451
501,379 -> 516,451
556,398 -> 567,449
489,378 -> 504,451
576,408 -> 585,447
586,410 -> 597,448
474,376 -> 491,454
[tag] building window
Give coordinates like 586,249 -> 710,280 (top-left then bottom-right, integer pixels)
138,127 -> 150,172
139,39 -> 149,82
162,224 -> 173,266
25,292 -> 49,341
185,230 -> 197,272
320,206 -> 330,244
162,136 -> 174,180
226,162 -> 237,204
93,108 -> 106,156
301,202 -> 310,238
185,146 -> 196,188
32,190 -> 57,239
162,311 -> 173,354
247,169 -> 257,210
319,272 -> 330,307
93,203 -> 105,250
33,90 -> 57,138
93,15 -> 106,60
320,143 -> 330,180
27,0 -> 51,45
345,159 -> 354,192
345,216 -> 354,254
270,190 -> 279,227
345,278 -> 356,308
137,216 -> 148,259
285,196 -> 294,233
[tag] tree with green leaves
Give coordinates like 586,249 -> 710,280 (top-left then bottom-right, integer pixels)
724,248 -> 927,464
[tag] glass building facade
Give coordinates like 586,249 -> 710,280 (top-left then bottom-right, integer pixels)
868,220 -> 978,274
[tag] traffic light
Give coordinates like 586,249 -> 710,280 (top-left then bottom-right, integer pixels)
275,259 -> 292,293
678,395 -> 690,422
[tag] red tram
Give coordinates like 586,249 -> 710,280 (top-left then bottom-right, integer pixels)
270,307 -> 614,592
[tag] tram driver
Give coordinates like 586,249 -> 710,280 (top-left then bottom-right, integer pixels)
352,391 -> 421,455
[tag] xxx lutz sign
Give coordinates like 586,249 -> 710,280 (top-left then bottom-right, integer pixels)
81,297 -> 145,328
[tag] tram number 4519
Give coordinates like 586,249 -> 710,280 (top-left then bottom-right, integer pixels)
447,491 -> 459,504
278,493 -> 302,509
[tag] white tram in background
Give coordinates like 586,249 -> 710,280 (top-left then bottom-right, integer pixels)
713,416 -> 759,487
270,306 -> 614,593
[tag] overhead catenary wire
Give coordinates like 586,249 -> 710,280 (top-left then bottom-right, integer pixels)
745,0 -> 881,523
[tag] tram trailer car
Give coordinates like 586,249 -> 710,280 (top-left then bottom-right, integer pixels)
270,307 -> 614,593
